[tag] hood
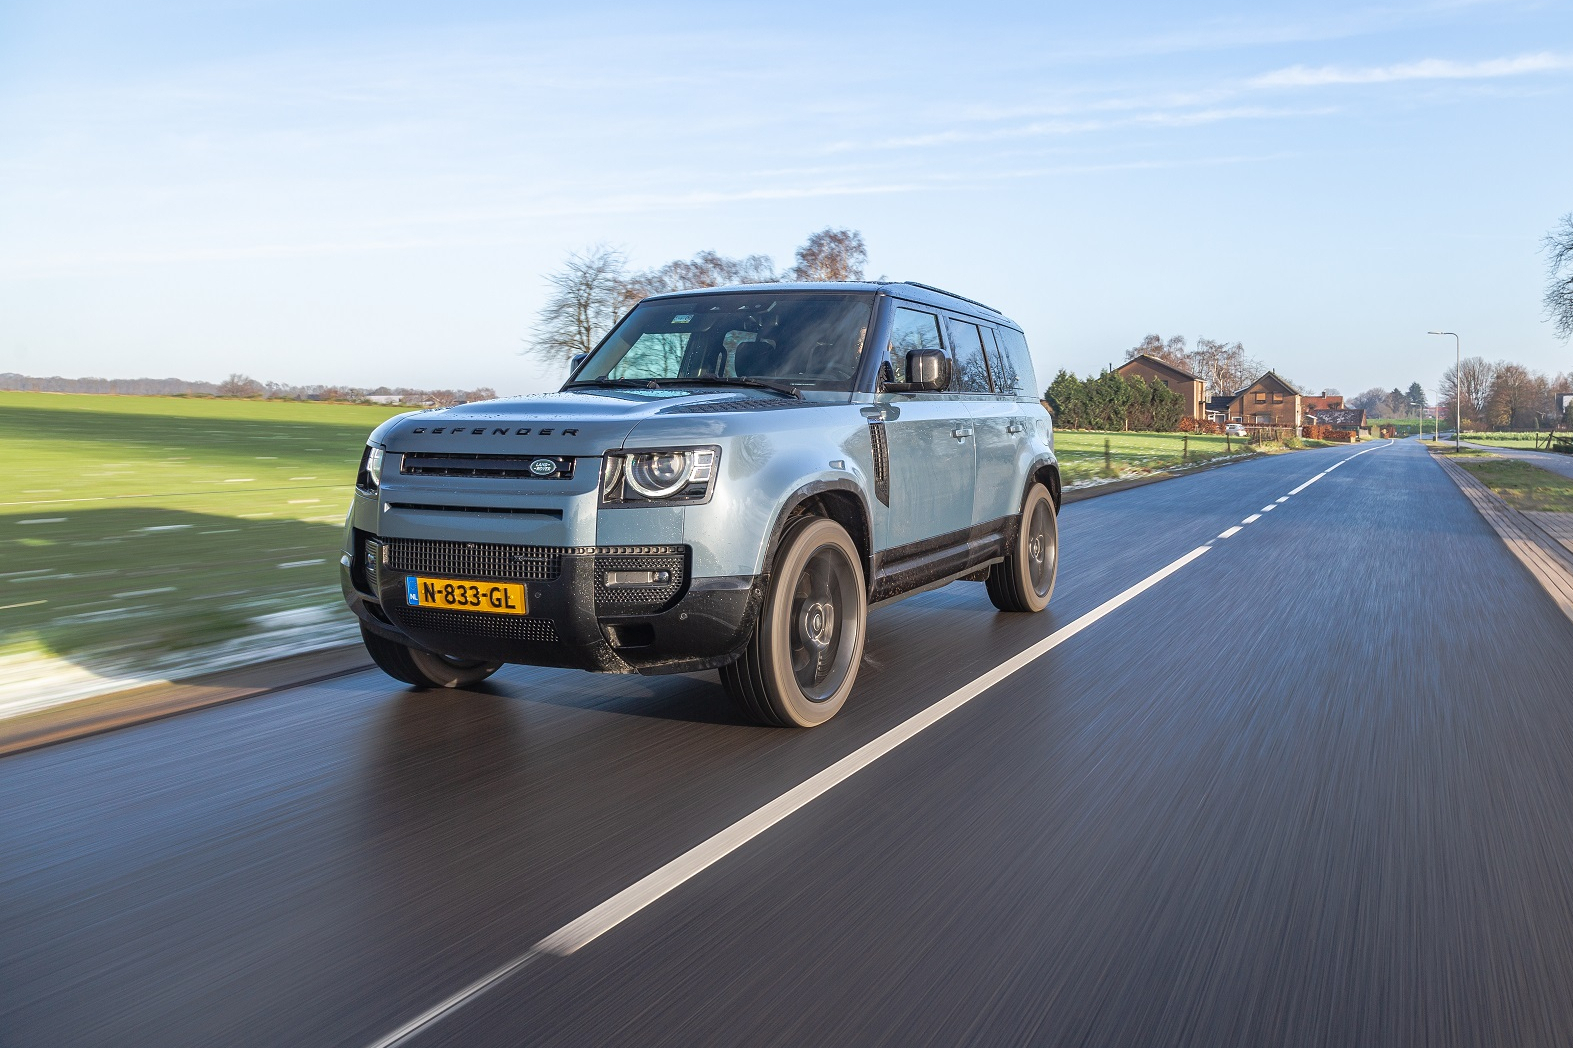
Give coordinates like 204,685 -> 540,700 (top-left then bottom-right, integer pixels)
368,388 -> 790,455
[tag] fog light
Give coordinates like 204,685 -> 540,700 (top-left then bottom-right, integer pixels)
605,570 -> 671,587
363,540 -> 380,589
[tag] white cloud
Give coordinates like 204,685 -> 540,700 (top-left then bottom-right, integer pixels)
1253,51 -> 1573,88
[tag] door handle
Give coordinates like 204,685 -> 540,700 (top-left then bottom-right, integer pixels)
952,426 -> 974,439
1006,420 -> 1025,434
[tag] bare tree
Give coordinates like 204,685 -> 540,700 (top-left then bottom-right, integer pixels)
620,249 -> 778,313
1545,212 -> 1573,340
1125,334 -> 1190,370
788,227 -> 867,281
217,373 -> 264,397
1189,338 -> 1262,397
527,245 -> 629,366
1439,356 -> 1498,426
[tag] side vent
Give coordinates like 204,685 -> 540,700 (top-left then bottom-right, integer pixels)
868,421 -> 890,507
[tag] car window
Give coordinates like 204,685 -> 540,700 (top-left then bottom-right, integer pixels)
991,327 -> 1038,397
608,332 -> 689,380
886,307 -> 944,385
947,319 -> 993,393
579,292 -> 874,392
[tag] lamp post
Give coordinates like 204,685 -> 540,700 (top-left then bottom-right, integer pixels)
1429,331 -> 1461,450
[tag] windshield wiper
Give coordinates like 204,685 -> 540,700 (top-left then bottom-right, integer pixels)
565,376 -> 802,399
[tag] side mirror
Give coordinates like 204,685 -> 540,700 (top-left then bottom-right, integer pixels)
569,352 -> 588,377
882,349 -> 951,393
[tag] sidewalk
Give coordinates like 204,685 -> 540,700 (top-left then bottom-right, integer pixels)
1432,450 -> 1573,625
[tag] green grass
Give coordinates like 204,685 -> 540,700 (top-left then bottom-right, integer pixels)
0,393 -> 409,668
1053,430 -> 1258,483
1455,457 -> 1573,513
1457,432 -> 1567,449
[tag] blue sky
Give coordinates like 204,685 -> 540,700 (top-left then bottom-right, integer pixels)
1,0 -> 1570,397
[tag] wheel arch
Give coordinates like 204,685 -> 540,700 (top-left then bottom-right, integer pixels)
761,480 -> 874,596
1027,455 -> 1062,511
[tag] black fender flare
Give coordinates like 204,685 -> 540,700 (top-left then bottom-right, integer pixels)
760,478 -> 875,597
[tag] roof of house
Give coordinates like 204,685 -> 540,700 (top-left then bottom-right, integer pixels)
1233,371 -> 1302,397
1116,353 -> 1199,383
1311,408 -> 1366,428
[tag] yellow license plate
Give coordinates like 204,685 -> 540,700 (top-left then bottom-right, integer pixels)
405,576 -> 528,615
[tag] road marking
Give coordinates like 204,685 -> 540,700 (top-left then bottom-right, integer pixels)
0,600 -> 47,611
1260,506 -> 1275,512
1242,514 -> 1261,524
1217,526 -> 1242,539
1288,473 -> 1325,495
362,543 -> 1215,1048
1275,496 -> 1289,503
17,518 -> 67,525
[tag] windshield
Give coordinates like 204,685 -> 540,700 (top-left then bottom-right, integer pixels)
572,291 -> 875,393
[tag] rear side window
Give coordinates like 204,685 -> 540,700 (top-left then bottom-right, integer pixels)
990,327 -> 1038,397
947,319 -> 993,393
886,307 -> 943,384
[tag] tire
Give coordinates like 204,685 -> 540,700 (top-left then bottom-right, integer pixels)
360,624 -> 502,689
986,482 -> 1058,613
722,516 -> 867,727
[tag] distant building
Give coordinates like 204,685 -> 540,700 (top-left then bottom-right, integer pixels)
1115,354 -> 1206,420
1309,408 -> 1367,434
1302,391 -> 1344,413
1219,372 -> 1303,428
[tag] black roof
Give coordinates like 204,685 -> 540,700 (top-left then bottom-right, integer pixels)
640,281 -> 1021,330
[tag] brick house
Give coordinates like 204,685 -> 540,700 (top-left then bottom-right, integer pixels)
1221,372 -> 1303,427
1115,354 -> 1206,421
1302,391 -> 1344,414
1309,407 -> 1367,436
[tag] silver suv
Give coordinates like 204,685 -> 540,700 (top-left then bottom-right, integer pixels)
341,281 -> 1060,726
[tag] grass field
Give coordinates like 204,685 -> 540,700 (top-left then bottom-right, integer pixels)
1054,430 -> 1290,484
1454,456 -> 1573,513
1,393 -> 408,675
1457,432 -> 1571,450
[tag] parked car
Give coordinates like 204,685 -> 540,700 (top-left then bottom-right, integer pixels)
1224,423 -> 1247,437
340,282 -> 1061,727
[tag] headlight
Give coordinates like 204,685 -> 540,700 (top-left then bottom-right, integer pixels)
357,444 -> 385,492
602,447 -> 718,505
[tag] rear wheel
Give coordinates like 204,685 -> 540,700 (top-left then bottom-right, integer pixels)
986,482 -> 1057,613
722,516 -> 866,727
359,624 -> 502,689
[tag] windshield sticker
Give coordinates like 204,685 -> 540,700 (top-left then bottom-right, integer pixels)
671,314 -> 693,324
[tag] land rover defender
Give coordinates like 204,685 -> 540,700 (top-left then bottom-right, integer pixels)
341,281 -> 1060,727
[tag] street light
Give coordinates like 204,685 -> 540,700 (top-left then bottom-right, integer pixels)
1429,331 -> 1461,451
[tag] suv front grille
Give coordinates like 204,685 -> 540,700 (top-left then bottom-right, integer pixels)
400,452 -> 575,479
386,538 -> 562,581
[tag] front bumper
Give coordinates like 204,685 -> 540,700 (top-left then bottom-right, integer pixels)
341,533 -> 762,674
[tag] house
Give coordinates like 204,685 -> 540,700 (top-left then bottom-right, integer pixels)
1220,372 -> 1303,428
1115,354 -> 1206,420
1302,391 -> 1344,414
1309,407 -> 1367,436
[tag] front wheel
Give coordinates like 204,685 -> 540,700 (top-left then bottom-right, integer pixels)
722,516 -> 867,727
360,624 -> 502,689
986,482 -> 1058,612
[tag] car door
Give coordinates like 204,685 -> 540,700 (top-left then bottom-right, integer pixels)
868,304 -> 976,555
950,319 -> 1019,529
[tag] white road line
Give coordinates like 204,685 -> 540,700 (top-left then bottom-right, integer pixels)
1242,514 -> 1261,524
1260,506 -> 1275,512
1288,473 -> 1325,495
1275,497 -> 1289,503
363,543 -> 1215,1048
1217,526 -> 1243,539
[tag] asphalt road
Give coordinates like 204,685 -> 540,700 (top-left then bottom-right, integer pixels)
7,438 -> 1573,1048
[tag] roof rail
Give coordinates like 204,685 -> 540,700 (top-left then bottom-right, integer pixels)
899,281 -> 1004,316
